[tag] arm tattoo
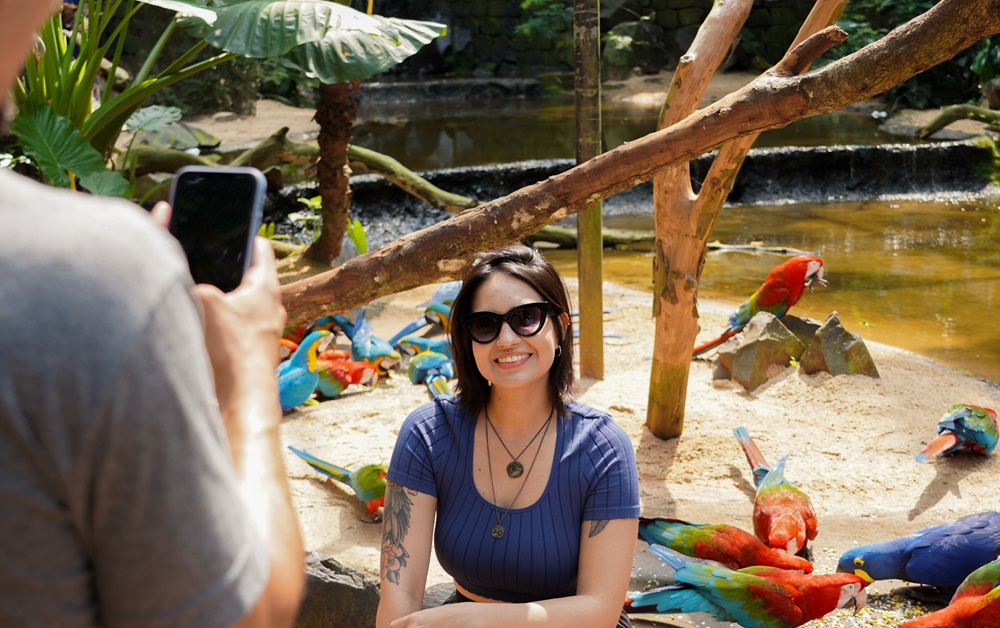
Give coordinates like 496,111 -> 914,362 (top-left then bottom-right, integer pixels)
588,519 -> 609,538
380,481 -> 416,585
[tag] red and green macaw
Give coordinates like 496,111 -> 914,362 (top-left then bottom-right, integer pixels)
694,254 -> 827,357
276,330 -> 332,412
734,426 -> 818,557
287,446 -> 388,515
625,545 -> 867,627
898,557 -> 1000,627
407,350 -> 454,398
315,352 -> 377,399
915,404 -> 998,463
639,517 -> 813,573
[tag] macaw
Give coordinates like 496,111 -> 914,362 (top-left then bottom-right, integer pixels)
396,335 -> 452,359
282,314 -> 343,345
388,302 -> 452,347
315,355 -> 377,399
276,330 -> 331,411
287,446 -> 388,515
898,558 -> 1000,627
915,404 -> 998,463
694,254 -> 827,357
733,426 -> 818,557
625,545 -> 867,627
278,338 -> 299,362
407,351 -> 455,398
638,517 -> 813,573
336,308 -> 402,376
836,511 -> 1000,588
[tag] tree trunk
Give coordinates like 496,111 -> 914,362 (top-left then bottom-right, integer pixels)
646,0 -> 848,439
574,0 -> 604,380
281,0 -> 1000,326
307,81 -> 359,263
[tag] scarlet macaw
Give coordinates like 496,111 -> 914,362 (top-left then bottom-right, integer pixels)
915,403 -> 998,463
694,254 -> 826,357
639,517 -> 813,573
733,426 -> 818,557
315,353 -> 377,399
898,557 -> 1000,627
287,446 -> 387,515
625,545 -> 867,627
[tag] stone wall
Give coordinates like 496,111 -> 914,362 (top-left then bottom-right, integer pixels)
363,0 -> 817,78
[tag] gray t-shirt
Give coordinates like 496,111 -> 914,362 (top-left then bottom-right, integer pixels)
0,170 -> 269,626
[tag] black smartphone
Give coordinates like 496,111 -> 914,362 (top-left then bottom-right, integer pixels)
168,165 -> 267,293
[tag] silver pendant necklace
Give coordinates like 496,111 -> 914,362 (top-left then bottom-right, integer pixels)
485,407 -> 553,539
485,406 -> 554,478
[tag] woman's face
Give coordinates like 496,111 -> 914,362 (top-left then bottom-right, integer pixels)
469,272 -> 561,394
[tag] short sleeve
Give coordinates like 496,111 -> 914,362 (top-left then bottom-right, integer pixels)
91,279 -> 269,628
582,416 -> 641,521
387,404 -> 441,497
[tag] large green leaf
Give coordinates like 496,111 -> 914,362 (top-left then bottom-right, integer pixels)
284,15 -> 447,83
138,0 -> 219,25
125,105 -> 183,133
10,106 -> 130,197
176,0 -> 446,82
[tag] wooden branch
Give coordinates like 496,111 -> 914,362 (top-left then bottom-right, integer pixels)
917,104 -> 1000,138
230,127 -> 318,169
772,26 -> 848,76
281,0 -> 1000,325
348,144 -> 481,212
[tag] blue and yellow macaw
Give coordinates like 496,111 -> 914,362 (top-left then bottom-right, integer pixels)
396,335 -> 452,359
407,351 -> 454,398
387,280 -> 459,346
276,330 -> 331,411
335,308 -> 401,376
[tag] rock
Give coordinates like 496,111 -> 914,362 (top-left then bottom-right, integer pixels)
799,312 -> 880,378
212,111 -> 239,123
984,78 -> 1000,110
713,313 -> 805,391
295,553 -> 380,628
780,314 -> 822,348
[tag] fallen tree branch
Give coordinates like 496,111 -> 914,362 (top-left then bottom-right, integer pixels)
281,0 -> 1000,325
917,104 -> 1000,138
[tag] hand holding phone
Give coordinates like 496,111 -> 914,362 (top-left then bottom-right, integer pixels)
168,166 -> 267,293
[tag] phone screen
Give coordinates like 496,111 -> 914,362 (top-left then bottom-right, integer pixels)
168,167 -> 265,293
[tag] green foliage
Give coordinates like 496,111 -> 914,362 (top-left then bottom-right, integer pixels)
10,106 -> 129,196
516,0 -> 571,39
821,0 -> 989,110
296,195 -> 367,253
971,37 -> 1000,84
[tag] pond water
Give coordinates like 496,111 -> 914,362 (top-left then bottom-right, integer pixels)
543,196 -> 1000,385
353,97 -> 906,172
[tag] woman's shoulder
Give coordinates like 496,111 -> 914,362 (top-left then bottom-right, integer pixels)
564,400 -> 613,422
564,400 -> 633,445
401,395 -> 464,429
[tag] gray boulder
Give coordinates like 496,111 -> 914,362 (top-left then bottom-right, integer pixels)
713,313 -> 805,391
799,312 -> 880,378
295,553 -> 380,628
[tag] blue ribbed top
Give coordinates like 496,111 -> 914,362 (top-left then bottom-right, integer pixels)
388,395 -> 640,603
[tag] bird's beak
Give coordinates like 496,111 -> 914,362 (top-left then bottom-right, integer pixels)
854,568 -> 874,584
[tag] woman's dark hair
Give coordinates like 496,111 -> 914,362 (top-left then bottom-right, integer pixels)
449,244 -> 575,417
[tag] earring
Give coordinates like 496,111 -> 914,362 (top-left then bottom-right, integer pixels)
487,380 -> 492,387
555,346 -> 562,357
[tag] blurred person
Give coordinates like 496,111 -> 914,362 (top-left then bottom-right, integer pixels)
0,3 -> 304,626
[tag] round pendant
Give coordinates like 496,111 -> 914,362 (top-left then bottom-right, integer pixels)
491,523 -> 505,539
506,461 -> 524,478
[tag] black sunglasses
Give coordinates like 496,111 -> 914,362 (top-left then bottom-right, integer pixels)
462,302 -> 555,344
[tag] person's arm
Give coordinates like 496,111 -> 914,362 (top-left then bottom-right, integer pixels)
194,237 -> 305,627
383,517 -> 638,628
377,481 -> 438,627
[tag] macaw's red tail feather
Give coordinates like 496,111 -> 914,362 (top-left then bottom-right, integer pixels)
733,426 -> 770,479
915,431 -> 962,463
692,327 -> 741,357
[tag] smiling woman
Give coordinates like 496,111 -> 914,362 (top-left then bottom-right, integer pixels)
376,244 -> 641,628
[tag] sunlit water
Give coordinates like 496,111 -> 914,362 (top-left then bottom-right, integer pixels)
351,95 -> 1000,385
543,197 -> 1000,385
353,97 -> 904,171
